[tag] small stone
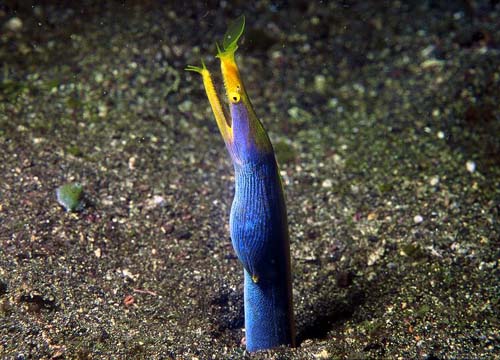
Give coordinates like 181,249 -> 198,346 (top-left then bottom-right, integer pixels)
321,179 -> 333,188
328,97 -> 339,108
178,100 -> 193,112
332,153 -> 343,165
94,72 -> 104,83
437,131 -> 445,139
152,195 -> 165,206
314,349 -> 330,359
145,195 -> 165,209
421,59 -> 444,69
367,212 -> 377,221
466,160 -> 476,173
122,269 -> 138,281
413,215 -> 424,224
128,156 -> 136,170
353,83 -> 365,94
429,176 -> 439,186
314,74 -> 327,94
421,45 -> 435,58
311,16 -> 320,25
288,106 -> 299,119
478,261 -> 497,270
367,246 -> 384,266
98,103 -> 107,117
4,17 -> 23,32
287,106 -> 313,123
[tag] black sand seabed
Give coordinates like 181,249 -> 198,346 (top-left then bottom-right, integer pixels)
0,1 -> 499,359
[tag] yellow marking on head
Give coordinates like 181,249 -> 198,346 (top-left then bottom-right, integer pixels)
217,43 -> 245,104
251,274 -> 259,283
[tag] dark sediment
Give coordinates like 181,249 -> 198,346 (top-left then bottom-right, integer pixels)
1,1 -> 499,358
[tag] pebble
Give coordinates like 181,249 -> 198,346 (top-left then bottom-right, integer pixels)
421,45 -> 436,58
466,160 -> 476,173
288,106 -> 300,119
413,215 -> 424,224
152,195 -> 166,206
4,17 -> 23,32
352,83 -> 365,94
145,195 -> 166,209
94,72 -> 104,83
313,349 -> 330,359
367,246 -> 384,266
178,100 -> 193,112
98,103 -> 107,117
328,97 -> 339,108
421,59 -> 444,69
321,179 -> 333,188
287,106 -> 313,122
314,74 -> 327,94
128,156 -> 136,170
429,176 -> 439,186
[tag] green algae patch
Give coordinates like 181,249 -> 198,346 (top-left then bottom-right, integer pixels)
56,182 -> 84,212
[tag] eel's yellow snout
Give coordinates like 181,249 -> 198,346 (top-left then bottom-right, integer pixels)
185,15 -> 272,161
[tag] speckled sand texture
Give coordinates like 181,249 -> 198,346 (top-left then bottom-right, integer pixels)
1,1 -> 499,359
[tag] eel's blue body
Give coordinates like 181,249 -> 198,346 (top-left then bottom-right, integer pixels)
186,16 -> 295,352
231,150 -> 294,351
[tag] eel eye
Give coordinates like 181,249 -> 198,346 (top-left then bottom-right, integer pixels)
229,91 -> 241,103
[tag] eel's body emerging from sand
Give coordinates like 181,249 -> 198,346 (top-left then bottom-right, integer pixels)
186,16 -> 295,352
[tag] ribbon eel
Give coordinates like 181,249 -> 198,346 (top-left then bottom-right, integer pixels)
186,15 -> 295,352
